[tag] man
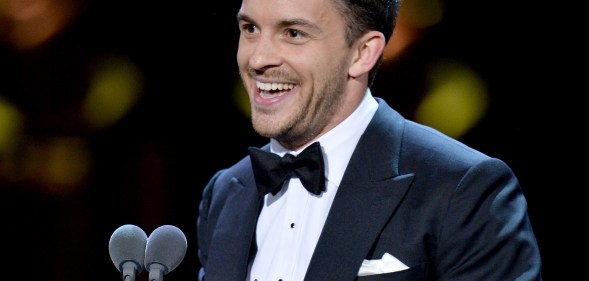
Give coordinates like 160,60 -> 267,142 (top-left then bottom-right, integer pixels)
197,0 -> 543,280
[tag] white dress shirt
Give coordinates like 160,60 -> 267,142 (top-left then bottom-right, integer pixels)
247,89 -> 378,281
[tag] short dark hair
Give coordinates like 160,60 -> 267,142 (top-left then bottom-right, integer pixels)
333,0 -> 401,86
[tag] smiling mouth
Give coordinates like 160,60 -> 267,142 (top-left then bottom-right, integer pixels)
256,81 -> 295,98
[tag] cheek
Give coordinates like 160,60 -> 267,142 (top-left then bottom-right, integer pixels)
237,38 -> 253,68
303,51 -> 348,85
311,44 -> 349,71
236,47 -> 247,69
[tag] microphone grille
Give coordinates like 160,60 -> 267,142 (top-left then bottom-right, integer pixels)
144,225 -> 187,274
108,224 -> 148,272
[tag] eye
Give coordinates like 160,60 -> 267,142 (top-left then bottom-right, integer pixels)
286,29 -> 303,38
241,23 -> 259,35
281,27 -> 312,44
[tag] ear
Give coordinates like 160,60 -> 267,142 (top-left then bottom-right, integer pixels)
348,31 -> 386,78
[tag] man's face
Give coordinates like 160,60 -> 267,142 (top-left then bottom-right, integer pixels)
236,0 -> 354,149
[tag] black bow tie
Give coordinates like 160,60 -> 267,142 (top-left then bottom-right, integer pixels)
248,142 -> 326,197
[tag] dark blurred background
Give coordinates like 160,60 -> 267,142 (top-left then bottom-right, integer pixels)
0,0 -> 571,280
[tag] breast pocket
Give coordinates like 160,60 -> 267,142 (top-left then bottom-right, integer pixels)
355,262 -> 428,281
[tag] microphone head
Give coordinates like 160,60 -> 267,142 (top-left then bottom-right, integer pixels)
144,225 -> 187,274
108,224 -> 148,273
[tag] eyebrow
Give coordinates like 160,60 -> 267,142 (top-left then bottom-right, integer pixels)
278,18 -> 320,32
236,13 -> 253,23
237,13 -> 321,33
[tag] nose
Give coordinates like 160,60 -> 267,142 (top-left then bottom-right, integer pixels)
248,35 -> 282,72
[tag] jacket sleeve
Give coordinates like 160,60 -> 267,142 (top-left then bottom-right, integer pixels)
436,158 -> 542,280
197,169 -> 226,281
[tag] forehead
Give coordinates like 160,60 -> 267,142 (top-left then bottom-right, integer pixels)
238,0 -> 341,26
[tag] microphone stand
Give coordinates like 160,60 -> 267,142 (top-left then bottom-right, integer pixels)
148,263 -> 166,281
121,261 -> 140,281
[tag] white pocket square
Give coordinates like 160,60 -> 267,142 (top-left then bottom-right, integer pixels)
357,252 -> 409,276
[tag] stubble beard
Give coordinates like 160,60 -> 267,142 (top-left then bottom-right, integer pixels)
250,61 -> 349,149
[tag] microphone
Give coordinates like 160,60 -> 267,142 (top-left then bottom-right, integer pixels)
108,224 -> 148,281
144,225 -> 187,281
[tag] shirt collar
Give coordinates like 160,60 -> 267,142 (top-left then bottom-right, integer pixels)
270,88 -> 378,187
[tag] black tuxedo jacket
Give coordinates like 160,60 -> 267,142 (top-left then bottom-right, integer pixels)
197,97 -> 542,281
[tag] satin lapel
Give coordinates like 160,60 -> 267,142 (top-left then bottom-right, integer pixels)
305,99 -> 415,281
205,175 -> 261,281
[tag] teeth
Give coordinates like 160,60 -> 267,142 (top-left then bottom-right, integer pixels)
256,81 -> 295,91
